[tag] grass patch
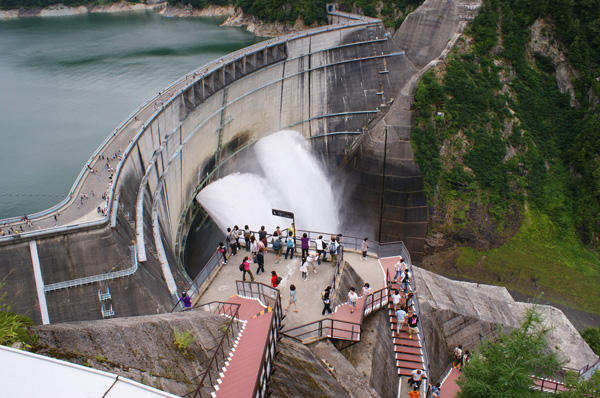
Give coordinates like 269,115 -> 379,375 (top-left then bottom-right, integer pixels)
455,211 -> 600,314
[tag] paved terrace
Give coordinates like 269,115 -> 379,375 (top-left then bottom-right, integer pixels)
198,248 -> 386,331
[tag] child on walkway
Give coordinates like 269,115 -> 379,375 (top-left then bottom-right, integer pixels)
284,284 -> 298,312
348,287 -> 358,314
299,258 -> 308,281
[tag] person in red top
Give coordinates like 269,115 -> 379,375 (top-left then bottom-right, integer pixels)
271,270 -> 279,288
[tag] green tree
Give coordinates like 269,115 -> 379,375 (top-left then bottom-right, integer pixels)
559,370 -> 600,397
581,326 -> 600,355
457,306 -> 562,398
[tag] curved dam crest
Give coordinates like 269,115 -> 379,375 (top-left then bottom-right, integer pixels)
0,0 -> 480,325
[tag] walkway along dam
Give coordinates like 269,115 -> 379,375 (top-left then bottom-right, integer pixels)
0,0 -> 480,325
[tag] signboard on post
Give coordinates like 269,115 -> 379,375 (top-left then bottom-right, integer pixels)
272,209 -> 295,237
272,209 -> 294,219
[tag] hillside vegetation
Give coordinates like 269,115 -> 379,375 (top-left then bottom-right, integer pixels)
413,0 -> 600,313
163,0 -> 422,27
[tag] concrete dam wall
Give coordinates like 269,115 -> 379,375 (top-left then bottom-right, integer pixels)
0,0 -> 479,324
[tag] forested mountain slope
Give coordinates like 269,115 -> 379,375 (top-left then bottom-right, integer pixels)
411,0 -> 600,316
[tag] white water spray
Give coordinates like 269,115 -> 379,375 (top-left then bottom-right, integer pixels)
196,130 -> 338,234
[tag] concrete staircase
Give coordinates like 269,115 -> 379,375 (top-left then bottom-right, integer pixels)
387,288 -> 425,377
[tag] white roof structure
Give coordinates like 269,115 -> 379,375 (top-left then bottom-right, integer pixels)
0,345 -> 180,398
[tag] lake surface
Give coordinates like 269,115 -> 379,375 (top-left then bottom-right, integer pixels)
0,11 -> 263,219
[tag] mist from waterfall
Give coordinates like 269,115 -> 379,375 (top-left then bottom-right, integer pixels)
196,130 -> 338,235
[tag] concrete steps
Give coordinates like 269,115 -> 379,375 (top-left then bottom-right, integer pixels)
387,294 -> 425,380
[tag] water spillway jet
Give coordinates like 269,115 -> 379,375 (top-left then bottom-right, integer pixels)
196,130 -> 339,234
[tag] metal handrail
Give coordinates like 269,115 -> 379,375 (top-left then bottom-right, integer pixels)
362,284 -> 390,318
234,280 -> 283,398
44,245 -> 138,292
185,301 -> 241,398
282,318 -> 363,343
403,243 -> 431,394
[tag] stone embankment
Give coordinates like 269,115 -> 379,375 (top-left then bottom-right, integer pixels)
161,4 -> 314,37
0,1 -> 165,19
415,266 -> 598,381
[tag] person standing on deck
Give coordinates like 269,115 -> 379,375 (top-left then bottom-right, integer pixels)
258,225 -> 268,247
285,236 -> 295,260
329,236 -> 338,266
250,235 -> 258,256
227,227 -> 237,256
233,225 -> 242,250
241,256 -> 254,282
244,225 -> 251,252
300,233 -> 310,259
218,242 -> 227,264
315,235 -> 327,263
360,237 -> 368,261
256,248 -> 265,275
322,286 -> 332,315
272,236 -> 283,263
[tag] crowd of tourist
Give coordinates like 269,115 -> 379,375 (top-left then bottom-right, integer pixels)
181,223 -> 452,396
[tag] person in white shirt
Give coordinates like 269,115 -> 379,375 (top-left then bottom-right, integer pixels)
393,257 -> 406,282
347,287 -> 358,314
395,305 -> 407,335
361,282 -> 373,297
391,289 -> 402,309
307,252 -> 319,273
315,235 -> 327,263
408,369 -> 427,389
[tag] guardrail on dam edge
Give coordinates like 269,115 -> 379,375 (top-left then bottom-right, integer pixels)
0,9 -> 410,325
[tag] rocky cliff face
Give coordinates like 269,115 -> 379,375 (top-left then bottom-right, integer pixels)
414,266 -> 598,380
34,311 -> 233,396
527,19 -> 579,107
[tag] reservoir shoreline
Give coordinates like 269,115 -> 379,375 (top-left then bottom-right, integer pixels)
0,1 -> 312,37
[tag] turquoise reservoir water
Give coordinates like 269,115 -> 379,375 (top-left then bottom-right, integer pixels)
0,11 -> 263,218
